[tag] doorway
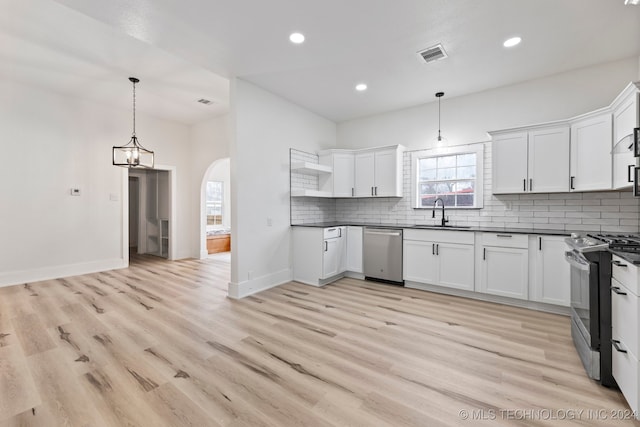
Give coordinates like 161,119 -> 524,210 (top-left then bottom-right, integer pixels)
201,158 -> 231,261
128,167 -> 176,260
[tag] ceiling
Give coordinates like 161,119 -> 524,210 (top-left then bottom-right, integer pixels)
4,0 -> 640,123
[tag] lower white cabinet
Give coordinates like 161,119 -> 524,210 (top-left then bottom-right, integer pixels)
346,226 -> 363,274
403,229 -> 474,291
477,233 -> 529,300
292,226 -> 346,286
529,235 -> 570,306
611,255 -> 640,417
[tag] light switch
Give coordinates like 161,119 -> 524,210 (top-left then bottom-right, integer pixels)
110,193 -> 120,201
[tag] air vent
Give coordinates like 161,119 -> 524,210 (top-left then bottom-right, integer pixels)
197,98 -> 213,105
417,44 -> 448,64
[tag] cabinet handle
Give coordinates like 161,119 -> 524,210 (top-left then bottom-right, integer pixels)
352,187 -> 354,197
570,176 -> 575,190
371,187 -> 374,196
523,179 -> 526,192
629,164 -> 635,183
497,234 -> 512,238
612,260 -> 628,268
538,236 -> 542,251
338,228 -> 342,238
612,339 -> 628,354
436,244 -> 439,256
324,241 -> 328,252
529,178 -> 533,192
483,248 -> 486,260
611,286 -> 628,296
432,243 -> 435,255
375,186 -> 378,196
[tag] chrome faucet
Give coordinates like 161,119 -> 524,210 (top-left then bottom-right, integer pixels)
432,197 -> 449,227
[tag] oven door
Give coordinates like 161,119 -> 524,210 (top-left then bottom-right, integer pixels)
565,249 -> 600,379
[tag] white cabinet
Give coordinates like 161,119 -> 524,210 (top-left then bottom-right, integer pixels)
318,145 -> 404,198
491,132 -> 528,194
346,226 -> 363,274
403,229 -> 474,291
491,126 -> 569,194
319,151 -> 355,197
477,233 -> 529,300
570,110 -> 612,192
529,235 -> 570,306
292,226 -> 346,286
354,146 -> 404,197
611,255 -> 640,417
612,83 -> 640,190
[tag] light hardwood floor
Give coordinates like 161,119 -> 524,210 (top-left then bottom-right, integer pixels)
0,254 -> 637,426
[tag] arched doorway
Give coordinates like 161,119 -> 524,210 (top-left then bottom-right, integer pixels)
200,158 -> 231,260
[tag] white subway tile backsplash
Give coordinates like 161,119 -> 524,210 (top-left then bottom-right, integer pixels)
291,144 -> 640,232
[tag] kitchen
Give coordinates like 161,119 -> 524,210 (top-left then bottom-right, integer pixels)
2,0 -> 640,425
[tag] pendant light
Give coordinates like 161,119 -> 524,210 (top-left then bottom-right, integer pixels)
435,91 -> 448,147
112,77 -> 154,168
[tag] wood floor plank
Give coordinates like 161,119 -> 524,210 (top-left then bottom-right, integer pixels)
0,345 -> 40,422
1,253 -> 639,426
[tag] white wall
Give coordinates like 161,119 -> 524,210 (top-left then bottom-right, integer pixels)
338,57 -> 640,150
0,79 -> 195,287
189,114 -> 230,258
229,79 -> 336,298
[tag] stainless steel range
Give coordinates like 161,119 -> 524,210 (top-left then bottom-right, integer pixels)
565,233 -> 640,387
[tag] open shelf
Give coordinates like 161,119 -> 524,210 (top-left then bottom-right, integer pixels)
291,189 -> 333,198
291,161 -> 332,175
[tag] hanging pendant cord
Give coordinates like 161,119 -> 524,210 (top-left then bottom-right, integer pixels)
438,96 -> 441,138
132,80 -> 136,137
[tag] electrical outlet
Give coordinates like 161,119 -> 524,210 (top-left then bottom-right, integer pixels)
70,188 -> 81,196
267,217 -> 273,227
248,270 -> 253,280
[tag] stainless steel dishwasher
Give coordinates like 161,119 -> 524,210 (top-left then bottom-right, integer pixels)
363,227 -> 403,284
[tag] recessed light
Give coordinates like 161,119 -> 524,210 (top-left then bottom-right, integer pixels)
289,32 -> 305,44
503,37 -> 522,48
355,83 -> 368,92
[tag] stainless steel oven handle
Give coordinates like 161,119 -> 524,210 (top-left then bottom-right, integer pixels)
564,251 -> 590,271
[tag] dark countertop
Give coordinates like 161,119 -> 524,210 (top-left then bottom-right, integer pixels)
291,222 -> 570,237
609,249 -> 640,265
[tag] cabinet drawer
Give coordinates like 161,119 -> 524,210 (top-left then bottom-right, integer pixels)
403,229 -> 474,245
612,339 -> 640,414
481,233 -> 528,249
323,227 -> 343,239
612,277 -> 639,358
612,255 -> 640,295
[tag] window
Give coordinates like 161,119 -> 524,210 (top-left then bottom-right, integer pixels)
206,181 -> 224,226
411,145 -> 484,209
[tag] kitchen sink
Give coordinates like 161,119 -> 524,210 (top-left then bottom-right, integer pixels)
410,225 -> 472,230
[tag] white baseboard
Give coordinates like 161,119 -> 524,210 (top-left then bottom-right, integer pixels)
0,258 -> 128,288
227,268 -> 292,299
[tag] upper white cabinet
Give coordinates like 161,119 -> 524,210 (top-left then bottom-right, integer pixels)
491,132 -> 528,194
319,151 -> 355,197
319,145 -> 404,198
528,235 -> 570,307
570,110 -> 612,192
491,125 -> 569,194
612,82 -> 640,190
355,147 -> 404,197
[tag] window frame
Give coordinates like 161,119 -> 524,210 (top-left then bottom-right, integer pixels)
205,181 -> 224,227
411,144 -> 484,209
